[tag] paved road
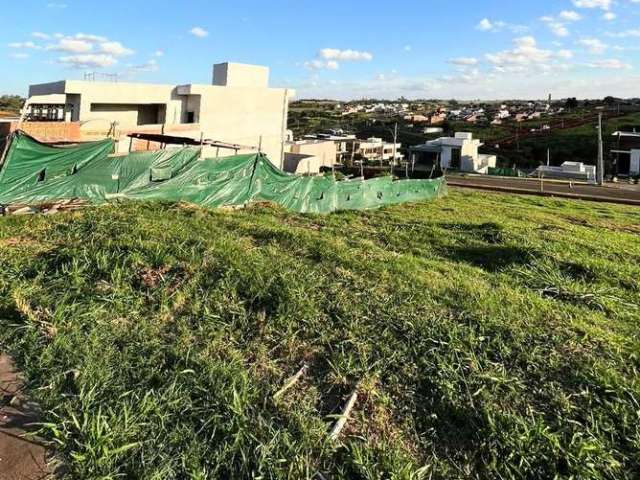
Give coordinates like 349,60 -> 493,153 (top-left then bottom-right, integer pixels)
446,175 -> 640,206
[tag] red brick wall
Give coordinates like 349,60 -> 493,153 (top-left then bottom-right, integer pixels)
3,122 -> 82,143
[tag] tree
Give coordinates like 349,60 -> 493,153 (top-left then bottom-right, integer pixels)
0,95 -> 24,113
565,97 -> 579,110
603,96 -> 617,106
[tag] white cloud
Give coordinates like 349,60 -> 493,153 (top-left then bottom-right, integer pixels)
585,59 -> 631,69
9,52 -> 30,59
319,48 -> 373,61
99,41 -> 134,56
304,48 -> 372,71
607,28 -> 640,37
31,32 -> 50,39
557,49 -> 574,59
486,36 -> 554,67
559,10 -> 582,21
572,0 -> 612,9
448,57 -> 479,66
603,12 -> 617,20
189,27 -> 209,38
304,59 -> 339,70
476,18 -> 526,33
578,37 -> 607,54
75,33 -> 107,42
154,50 -> 164,57
58,54 -> 117,68
550,23 -> 570,37
47,38 -> 94,53
8,41 -> 41,49
477,18 -> 494,31
540,16 -> 570,37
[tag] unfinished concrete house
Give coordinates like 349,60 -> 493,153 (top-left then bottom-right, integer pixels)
22,63 -> 294,167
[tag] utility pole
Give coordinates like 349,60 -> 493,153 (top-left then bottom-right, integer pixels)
597,113 -> 604,186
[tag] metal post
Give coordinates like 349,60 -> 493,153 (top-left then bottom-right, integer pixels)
280,89 -> 289,169
0,132 -> 14,170
391,121 -> 398,176
597,113 -> 604,186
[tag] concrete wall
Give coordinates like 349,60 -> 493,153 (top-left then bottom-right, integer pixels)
440,142 -> 479,171
283,140 -> 336,173
213,63 -> 269,88
283,153 -> 331,175
28,80 -> 185,128
631,150 -> 640,175
194,85 -> 291,167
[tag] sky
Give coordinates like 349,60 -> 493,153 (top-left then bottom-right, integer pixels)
2,0 -> 640,100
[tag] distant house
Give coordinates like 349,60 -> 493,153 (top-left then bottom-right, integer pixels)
351,137 -> 403,162
283,139 -> 337,175
428,113 -> 447,125
611,131 -> 640,176
409,132 -> 496,174
534,162 -> 597,183
404,114 -> 430,123
303,132 -> 357,164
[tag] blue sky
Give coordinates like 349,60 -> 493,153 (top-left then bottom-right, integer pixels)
2,0 -> 640,99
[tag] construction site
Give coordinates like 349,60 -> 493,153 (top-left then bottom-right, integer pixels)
1,63 -> 639,480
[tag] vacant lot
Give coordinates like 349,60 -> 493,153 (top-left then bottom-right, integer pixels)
0,190 -> 638,479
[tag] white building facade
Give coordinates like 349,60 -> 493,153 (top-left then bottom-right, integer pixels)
26,63 -> 295,168
410,132 -> 496,174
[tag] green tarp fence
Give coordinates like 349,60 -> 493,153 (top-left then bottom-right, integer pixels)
0,132 -> 446,214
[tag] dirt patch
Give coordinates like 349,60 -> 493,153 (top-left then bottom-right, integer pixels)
0,353 -> 53,479
138,266 -> 171,289
0,237 -> 42,248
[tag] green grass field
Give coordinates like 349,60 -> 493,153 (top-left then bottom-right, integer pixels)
1,190 -> 639,479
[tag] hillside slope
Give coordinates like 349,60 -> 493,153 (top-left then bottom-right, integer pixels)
0,190 -> 639,479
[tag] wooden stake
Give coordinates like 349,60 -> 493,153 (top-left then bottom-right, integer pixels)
329,386 -> 359,441
273,364 -> 308,400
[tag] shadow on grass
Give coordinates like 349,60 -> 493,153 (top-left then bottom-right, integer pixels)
440,244 -> 533,272
439,222 -> 505,244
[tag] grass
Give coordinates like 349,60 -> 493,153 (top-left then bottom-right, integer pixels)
0,189 -> 639,479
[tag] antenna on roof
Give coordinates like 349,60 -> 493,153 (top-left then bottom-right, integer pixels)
84,72 -> 119,83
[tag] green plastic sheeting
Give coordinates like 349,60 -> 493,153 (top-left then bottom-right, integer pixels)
0,132 -> 447,214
